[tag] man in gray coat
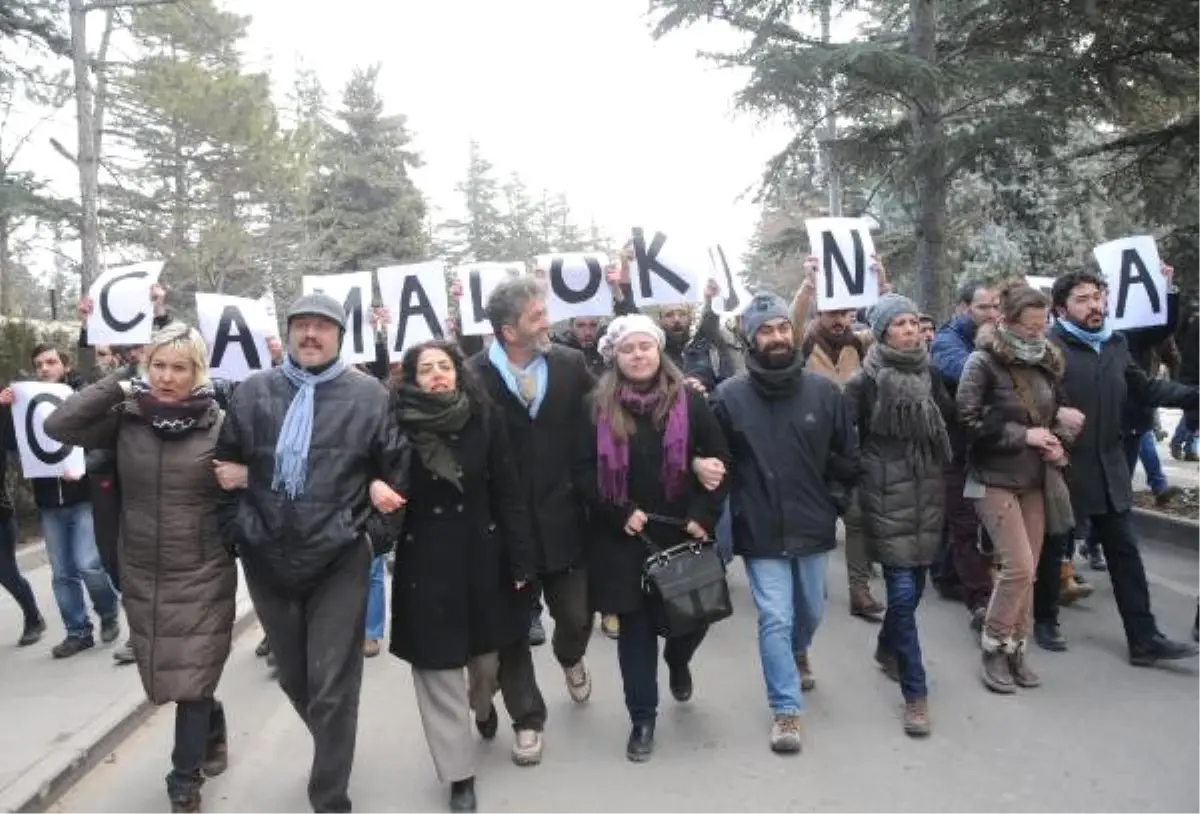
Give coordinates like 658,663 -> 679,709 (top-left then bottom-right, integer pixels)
215,293 -> 409,813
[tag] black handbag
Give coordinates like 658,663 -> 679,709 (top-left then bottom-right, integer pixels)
639,523 -> 733,638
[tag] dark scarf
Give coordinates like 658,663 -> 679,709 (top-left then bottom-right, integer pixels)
805,321 -> 864,364
393,384 -> 472,492
130,380 -> 215,438
861,343 -> 953,471
745,350 -> 805,400
597,382 -> 689,505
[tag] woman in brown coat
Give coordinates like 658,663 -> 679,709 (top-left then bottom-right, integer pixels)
45,323 -> 236,814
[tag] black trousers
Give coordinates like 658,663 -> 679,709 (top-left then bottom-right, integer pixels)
617,604 -> 707,725
90,476 -> 122,592
1033,534 -> 1069,625
539,568 -> 592,668
245,542 -> 370,813
166,699 -> 225,801
494,636 -> 548,733
1086,510 -> 1159,647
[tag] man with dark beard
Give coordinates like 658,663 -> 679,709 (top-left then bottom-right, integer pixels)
712,293 -> 859,755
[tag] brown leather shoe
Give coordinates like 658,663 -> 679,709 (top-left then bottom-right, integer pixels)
1058,561 -> 1094,606
363,639 -> 381,658
903,698 -> 930,737
850,588 -> 885,622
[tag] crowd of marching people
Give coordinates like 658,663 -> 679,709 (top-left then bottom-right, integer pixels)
0,245 -> 1197,814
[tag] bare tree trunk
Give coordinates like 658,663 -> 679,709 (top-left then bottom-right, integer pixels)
819,0 -> 842,217
909,0 -> 950,318
69,0 -> 101,293
0,212 -> 11,316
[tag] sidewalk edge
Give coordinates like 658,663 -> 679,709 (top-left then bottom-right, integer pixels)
1132,507 -> 1199,552
0,598 -> 258,814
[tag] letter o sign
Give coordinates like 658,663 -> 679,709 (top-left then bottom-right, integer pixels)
25,393 -> 71,465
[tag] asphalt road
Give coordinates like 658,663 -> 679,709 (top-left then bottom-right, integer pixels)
50,538 -> 1198,814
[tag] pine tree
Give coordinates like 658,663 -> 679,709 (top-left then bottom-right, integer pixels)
441,140 -> 506,264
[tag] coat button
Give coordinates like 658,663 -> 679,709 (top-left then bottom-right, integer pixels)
431,473 -> 439,481
456,504 -> 464,512
433,506 -> 443,515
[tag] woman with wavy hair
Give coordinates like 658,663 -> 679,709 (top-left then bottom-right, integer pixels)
576,314 -> 729,763
45,323 -> 236,813
957,283 -> 1081,694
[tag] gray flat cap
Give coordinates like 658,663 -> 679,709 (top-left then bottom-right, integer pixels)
287,292 -> 345,330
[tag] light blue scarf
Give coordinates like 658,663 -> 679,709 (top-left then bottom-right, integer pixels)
273,355 -> 347,499
487,339 -> 548,418
1056,317 -> 1112,354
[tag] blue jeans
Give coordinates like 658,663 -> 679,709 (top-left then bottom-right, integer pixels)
1171,412 -> 1198,455
1124,431 -> 1168,494
365,554 -> 386,641
878,566 -> 928,701
41,502 -> 119,638
744,553 -> 829,716
715,499 -> 733,565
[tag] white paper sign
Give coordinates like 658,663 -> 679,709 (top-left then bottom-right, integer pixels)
259,290 -> 278,335
456,262 -> 524,336
629,228 -> 707,308
805,218 -> 880,312
302,272 -> 374,363
708,245 -> 752,316
86,260 -> 165,346
376,261 -> 450,360
11,382 -> 85,479
1026,275 -> 1056,325
536,253 -> 613,321
1093,236 -> 1166,330
195,293 -> 275,382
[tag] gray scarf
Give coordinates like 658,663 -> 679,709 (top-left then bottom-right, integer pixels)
861,343 -> 953,471
997,326 -> 1049,365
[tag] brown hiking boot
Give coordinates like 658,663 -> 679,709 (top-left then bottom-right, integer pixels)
769,713 -> 803,754
363,639 -> 381,658
1058,561 -> 1094,606
850,588 -> 885,622
1007,643 -> 1041,688
874,643 -> 900,682
981,648 -> 1016,694
794,650 -> 815,691
903,698 -> 930,737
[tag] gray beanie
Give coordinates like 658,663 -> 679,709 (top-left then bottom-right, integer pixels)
287,292 -> 346,330
741,292 -> 791,341
867,293 -> 919,342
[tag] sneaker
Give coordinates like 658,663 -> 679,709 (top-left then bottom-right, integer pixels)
795,650 -> 816,692
363,639 -> 381,658
903,698 -> 931,737
563,661 -> 591,703
769,713 -> 803,754
528,616 -> 546,647
600,614 -> 620,640
511,729 -> 543,766
1007,643 -> 1040,688
100,616 -> 121,644
981,649 -> 1015,694
1088,548 -> 1107,571
113,640 -> 136,665
52,635 -> 95,659
18,616 -> 45,647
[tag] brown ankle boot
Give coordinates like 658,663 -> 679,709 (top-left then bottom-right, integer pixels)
794,650 -> 816,691
1007,642 -> 1041,688
903,698 -> 930,737
850,587 -> 885,622
1058,561 -> 1094,606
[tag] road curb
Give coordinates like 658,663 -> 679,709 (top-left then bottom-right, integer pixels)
1132,507 -> 1199,552
0,597 -> 259,814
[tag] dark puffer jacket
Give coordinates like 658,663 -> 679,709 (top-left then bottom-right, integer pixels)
215,365 -> 411,593
45,375 -> 236,704
844,368 -> 951,568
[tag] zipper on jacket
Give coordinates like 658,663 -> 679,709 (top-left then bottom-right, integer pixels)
57,478 -> 63,505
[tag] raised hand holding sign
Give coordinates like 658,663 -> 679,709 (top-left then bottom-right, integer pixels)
86,261 -> 165,346
10,382 -> 85,479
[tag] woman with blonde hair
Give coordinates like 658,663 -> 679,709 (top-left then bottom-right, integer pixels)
45,323 -> 236,814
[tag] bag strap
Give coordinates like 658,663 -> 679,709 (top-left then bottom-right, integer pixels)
1006,368 -> 1051,428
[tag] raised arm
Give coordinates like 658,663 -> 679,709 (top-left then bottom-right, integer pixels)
43,373 -> 126,451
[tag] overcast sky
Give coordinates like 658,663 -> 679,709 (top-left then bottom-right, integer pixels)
12,0 -> 811,273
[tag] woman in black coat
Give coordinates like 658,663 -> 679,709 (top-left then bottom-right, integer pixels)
575,314 -> 730,763
388,340 -> 536,814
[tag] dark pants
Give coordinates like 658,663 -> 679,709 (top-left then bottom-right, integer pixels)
1086,510 -> 1158,647
494,636 -> 548,732
0,514 -> 39,623
166,698 -> 225,801
538,568 -> 592,668
245,543 -> 370,813
90,476 -> 122,592
617,604 -> 708,725
942,466 -> 993,611
1033,534 -> 1069,625
878,567 -> 928,701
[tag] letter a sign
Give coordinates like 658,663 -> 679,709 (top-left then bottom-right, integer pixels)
1093,235 -> 1166,330
805,218 -> 879,312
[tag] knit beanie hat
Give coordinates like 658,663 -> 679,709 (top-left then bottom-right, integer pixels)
867,293 -> 919,342
598,314 -> 665,366
740,292 -> 791,342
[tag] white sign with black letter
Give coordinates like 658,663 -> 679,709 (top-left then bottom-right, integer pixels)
1093,235 -> 1166,330
259,289 -> 279,335
86,260 -> 165,346
195,293 -> 274,382
376,261 -> 450,360
707,244 -> 752,316
456,262 -> 524,336
536,253 -> 613,321
11,382 -> 85,479
302,272 -> 374,363
629,228 -> 706,308
805,218 -> 879,312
